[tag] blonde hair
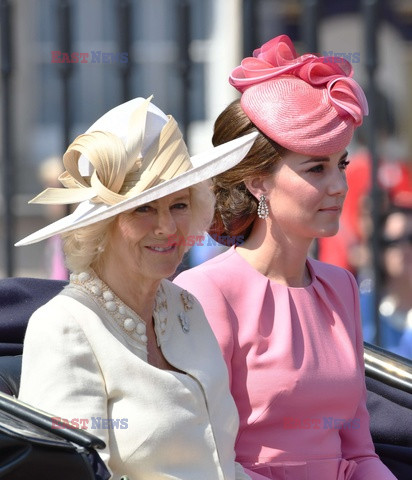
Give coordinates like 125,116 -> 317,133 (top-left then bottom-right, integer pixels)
61,181 -> 214,273
61,216 -> 116,273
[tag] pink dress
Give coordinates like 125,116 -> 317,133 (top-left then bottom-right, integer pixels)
174,246 -> 396,480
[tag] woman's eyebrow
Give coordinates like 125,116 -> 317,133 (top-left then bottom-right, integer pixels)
171,195 -> 190,202
301,151 -> 349,165
302,156 -> 330,164
142,194 -> 190,207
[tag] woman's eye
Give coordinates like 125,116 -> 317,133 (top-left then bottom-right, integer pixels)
308,164 -> 324,173
172,202 -> 189,210
135,205 -> 153,213
339,160 -> 350,170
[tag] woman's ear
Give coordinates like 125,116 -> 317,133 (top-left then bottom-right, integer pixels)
244,177 -> 270,201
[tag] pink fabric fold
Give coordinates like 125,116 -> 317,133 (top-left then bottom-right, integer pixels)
246,457 -> 357,480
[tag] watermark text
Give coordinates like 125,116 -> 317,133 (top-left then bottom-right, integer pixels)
51,51 -> 128,64
52,416 -> 129,430
283,417 -> 360,430
167,234 -> 244,247
321,51 -> 360,64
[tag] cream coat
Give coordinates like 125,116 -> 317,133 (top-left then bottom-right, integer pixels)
19,276 -> 250,480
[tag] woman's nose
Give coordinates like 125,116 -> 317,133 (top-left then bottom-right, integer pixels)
328,169 -> 348,196
154,210 -> 177,236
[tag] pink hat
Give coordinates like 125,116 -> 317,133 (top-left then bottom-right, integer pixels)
229,35 -> 368,156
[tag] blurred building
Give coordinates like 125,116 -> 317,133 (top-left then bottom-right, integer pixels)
1,0 -> 412,281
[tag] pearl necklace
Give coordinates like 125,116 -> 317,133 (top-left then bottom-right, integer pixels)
70,271 -> 168,347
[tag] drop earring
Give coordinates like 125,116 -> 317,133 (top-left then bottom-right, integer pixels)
257,195 -> 269,219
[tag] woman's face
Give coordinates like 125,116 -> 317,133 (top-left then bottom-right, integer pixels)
104,189 -> 192,284
264,148 -> 349,241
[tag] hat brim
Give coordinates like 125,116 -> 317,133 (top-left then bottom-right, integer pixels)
15,131 -> 257,246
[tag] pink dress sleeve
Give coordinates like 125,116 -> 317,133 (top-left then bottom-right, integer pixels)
174,269 -> 235,386
339,272 -> 396,480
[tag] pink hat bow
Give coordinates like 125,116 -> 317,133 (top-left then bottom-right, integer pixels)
229,35 -> 368,154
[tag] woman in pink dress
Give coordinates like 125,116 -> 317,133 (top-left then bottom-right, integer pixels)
174,35 -> 396,480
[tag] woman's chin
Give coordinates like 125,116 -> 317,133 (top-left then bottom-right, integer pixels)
152,262 -> 182,281
317,226 -> 340,238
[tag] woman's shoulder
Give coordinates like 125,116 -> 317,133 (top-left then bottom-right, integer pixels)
308,257 -> 357,292
309,257 -> 355,279
30,289 -> 74,315
174,249 -> 240,302
27,287 -> 99,334
175,247 -> 244,283
22,290 -> 100,356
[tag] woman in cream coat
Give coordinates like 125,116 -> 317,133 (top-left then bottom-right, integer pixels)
16,97 -> 257,480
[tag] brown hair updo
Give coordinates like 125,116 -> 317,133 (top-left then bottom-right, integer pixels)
210,99 -> 288,243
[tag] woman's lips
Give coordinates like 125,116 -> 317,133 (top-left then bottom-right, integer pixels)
319,206 -> 342,212
145,244 -> 176,253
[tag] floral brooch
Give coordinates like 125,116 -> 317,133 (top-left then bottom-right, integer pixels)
179,290 -> 194,333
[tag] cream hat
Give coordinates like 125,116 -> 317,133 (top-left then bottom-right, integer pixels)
16,97 -> 257,246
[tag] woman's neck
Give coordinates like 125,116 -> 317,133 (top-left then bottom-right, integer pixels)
92,264 -> 160,323
237,221 -> 312,287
